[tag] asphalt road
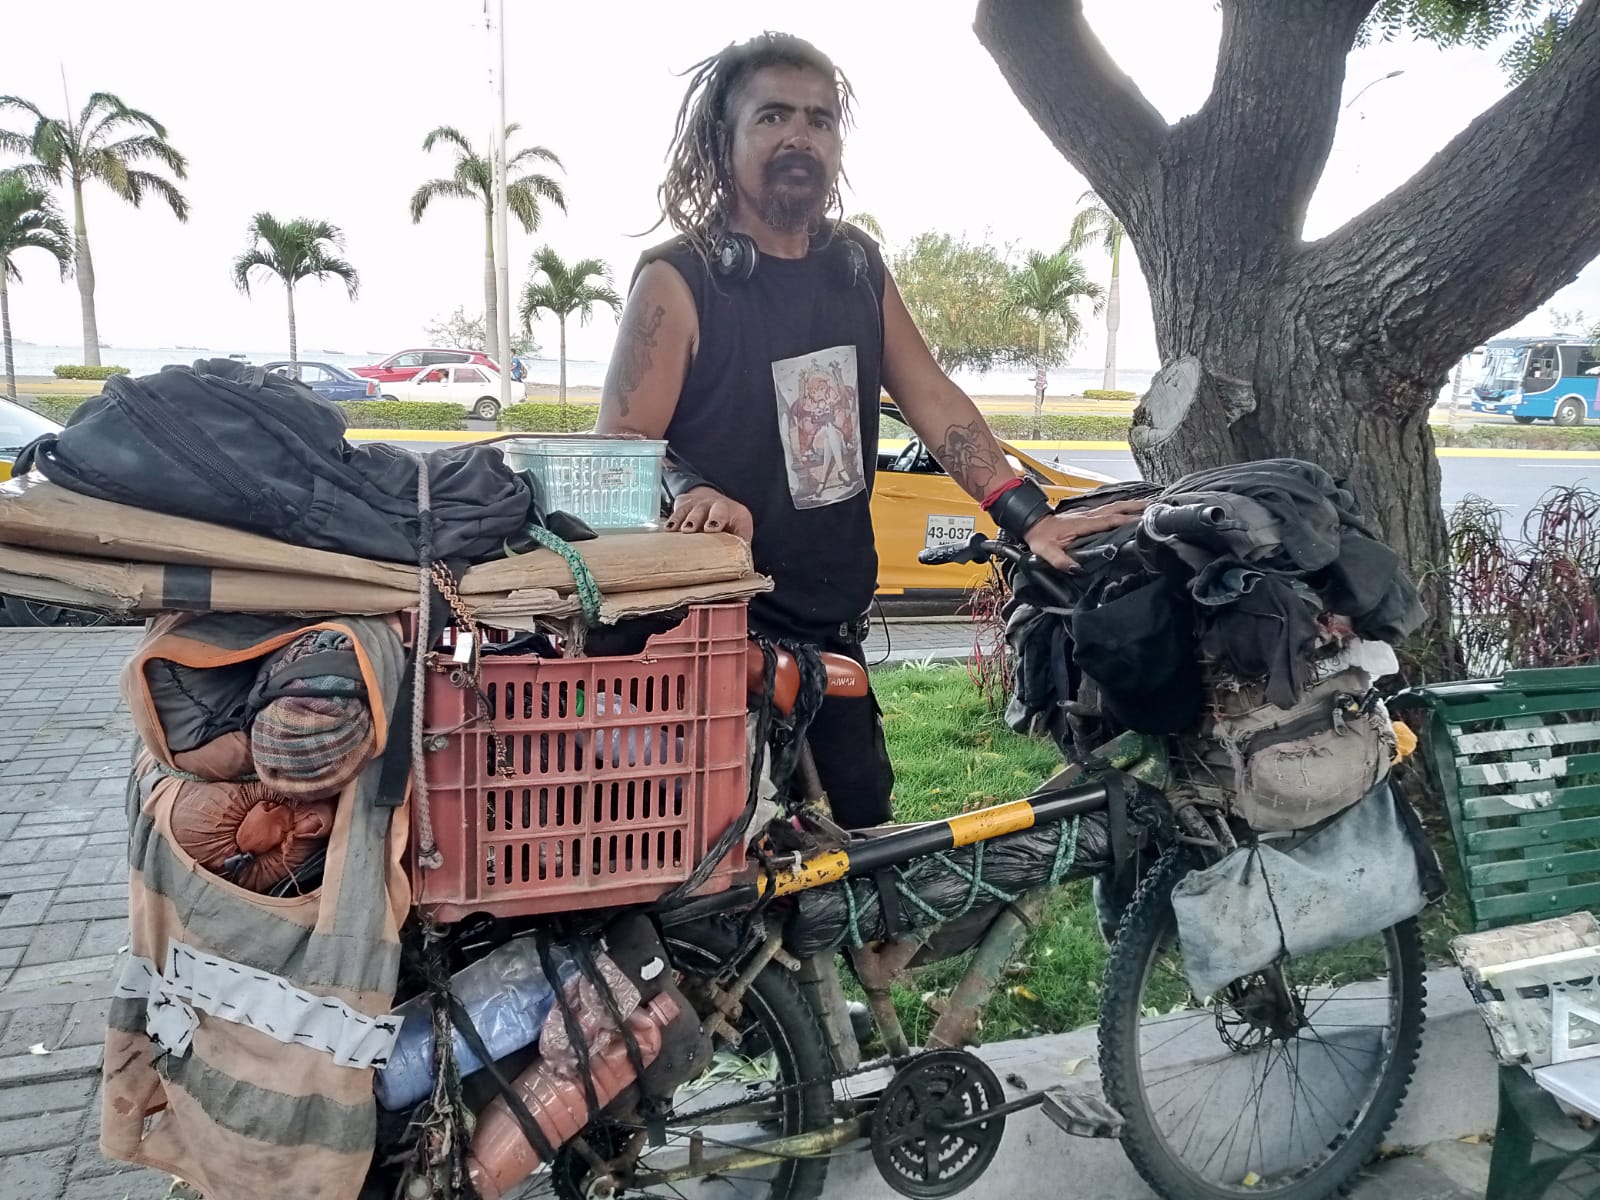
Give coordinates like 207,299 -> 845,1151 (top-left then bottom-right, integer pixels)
370,435 -> 1596,523
1042,447 -> 1597,520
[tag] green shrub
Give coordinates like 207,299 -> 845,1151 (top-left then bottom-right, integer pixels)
51,364 -> 129,380
1431,423 -> 1600,451
1081,388 -> 1138,402
17,395 -> 92,424
986,413 -> 1132,441
337,401 -> 467,430
498,402 -> 600,433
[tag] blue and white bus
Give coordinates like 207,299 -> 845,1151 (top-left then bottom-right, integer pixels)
1472,335 -> 1600,425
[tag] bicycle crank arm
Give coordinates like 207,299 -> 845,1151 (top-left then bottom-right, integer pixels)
632,1116 -> 868,1187
927,1086 -> 1123,1139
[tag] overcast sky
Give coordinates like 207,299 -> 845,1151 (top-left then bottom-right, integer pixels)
4,0 -> 1596,369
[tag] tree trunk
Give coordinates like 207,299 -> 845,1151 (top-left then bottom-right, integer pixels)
1102,234 -> 1121,391
73,182 -> 100,368
483,210 -> 499,363
977,0 -> 1600,675
1032,319 -> 1046,439
286,283 -> 297,370
558,317 -> 568,410
0,272 -> 14,401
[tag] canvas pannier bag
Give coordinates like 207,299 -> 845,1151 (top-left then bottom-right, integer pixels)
101,613 -> 411,1200
1181,666 -> 1396,832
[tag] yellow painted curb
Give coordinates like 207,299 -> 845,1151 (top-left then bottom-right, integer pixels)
345,428 -> 504,442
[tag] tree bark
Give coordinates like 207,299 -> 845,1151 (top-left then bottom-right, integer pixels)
558,316 -> 567,410
1,272 -> 14,401
483,209 -> 499,363
72,181 -> 100,368
979,0 -> 1600,663
286,283 -> 297,370
1102,233 -> 1120,391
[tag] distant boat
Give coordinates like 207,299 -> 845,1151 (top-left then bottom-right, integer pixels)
176,344 -> 203,351
319,348 -> 343,355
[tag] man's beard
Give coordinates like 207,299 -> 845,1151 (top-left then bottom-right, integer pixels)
757,151 -> 832,232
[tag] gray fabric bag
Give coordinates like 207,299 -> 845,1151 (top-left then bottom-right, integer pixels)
1170,781 -> 1428,997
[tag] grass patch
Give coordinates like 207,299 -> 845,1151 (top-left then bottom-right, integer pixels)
866,665 -> 1471,1045
17,394 -> 92,424
873,663 -> 1109,1042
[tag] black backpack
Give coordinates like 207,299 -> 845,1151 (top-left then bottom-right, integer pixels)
16,359 -> 535,565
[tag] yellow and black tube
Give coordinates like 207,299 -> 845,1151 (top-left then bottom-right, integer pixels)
755,779 -> 1112,899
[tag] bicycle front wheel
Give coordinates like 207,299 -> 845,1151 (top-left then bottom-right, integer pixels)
1098,851 -> 1426,1200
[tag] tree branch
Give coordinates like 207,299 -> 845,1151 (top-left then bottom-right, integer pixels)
1300,0 -> 1600,385
974,0 -> 1169,220
1181,0 -> 1377,241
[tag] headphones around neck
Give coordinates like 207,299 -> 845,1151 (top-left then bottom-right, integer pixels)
712,230 -> 869,292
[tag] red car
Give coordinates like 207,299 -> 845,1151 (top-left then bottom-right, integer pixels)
352,347 -> 501,384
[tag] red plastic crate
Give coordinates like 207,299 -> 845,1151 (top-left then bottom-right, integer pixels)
411,604 -> 750,919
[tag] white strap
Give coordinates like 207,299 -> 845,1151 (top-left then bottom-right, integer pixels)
115,938 -> 403,1069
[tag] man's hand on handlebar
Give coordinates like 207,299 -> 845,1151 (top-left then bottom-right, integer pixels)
665,485 -> 755,541
1022,499 -> 1150,570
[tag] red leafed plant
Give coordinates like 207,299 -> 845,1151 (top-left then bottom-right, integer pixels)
1447,486 -> 1600,678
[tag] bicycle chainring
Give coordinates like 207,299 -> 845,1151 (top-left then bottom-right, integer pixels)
870,1049 -> 1007,1199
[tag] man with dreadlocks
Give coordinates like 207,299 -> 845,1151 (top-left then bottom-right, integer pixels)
598,32 -> 1142,828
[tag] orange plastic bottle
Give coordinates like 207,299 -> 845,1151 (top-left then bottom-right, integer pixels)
466,992 -> 680,1200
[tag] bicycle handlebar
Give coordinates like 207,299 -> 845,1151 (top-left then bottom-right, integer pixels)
918,534 -> 1076,608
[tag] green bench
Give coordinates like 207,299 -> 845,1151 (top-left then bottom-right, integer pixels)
1399,665 -> 1600,1200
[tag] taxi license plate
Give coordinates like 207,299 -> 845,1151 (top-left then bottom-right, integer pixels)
924,514 -> 976,551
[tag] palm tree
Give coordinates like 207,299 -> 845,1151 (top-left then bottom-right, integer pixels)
0,91 -> 188,367
1068,190 -> 1126,392
410,126 -> 565,363
518,247 -> 621,410
845,211 -> 886,242
1007,248 -> 1104,439
0,172 -> 71,400
231,214 -> 359,369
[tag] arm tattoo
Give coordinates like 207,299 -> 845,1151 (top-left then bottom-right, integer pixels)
612,304 -> 665,416
931,419 -> 1011,500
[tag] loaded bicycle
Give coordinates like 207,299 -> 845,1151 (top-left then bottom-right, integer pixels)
375,533 -> 1429,1200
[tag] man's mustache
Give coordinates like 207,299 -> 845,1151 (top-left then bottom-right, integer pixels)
765,152 -> 824,185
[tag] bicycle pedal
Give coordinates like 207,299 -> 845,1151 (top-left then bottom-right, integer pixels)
1040,1087 -> 1124,1139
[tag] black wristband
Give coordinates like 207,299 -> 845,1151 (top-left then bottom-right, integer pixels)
662,455 -> 712,505
984,478 -> 1053,539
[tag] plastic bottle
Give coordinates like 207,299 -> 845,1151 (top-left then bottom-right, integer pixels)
375,939 -> 577,1111
466,990 -> 680,1200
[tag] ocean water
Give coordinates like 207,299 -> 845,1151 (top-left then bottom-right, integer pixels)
9,341 -> 1156,398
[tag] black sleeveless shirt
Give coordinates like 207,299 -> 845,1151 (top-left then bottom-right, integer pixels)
637,227 -> 887,640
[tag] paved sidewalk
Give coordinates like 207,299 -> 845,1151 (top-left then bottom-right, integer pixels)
0,625 -> 1495,1200
0,626 -> 168,1199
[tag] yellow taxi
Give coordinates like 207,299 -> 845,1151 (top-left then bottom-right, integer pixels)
872,402 -> 1118,598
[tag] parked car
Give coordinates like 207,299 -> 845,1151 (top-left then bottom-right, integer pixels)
384,364 -> 508,420
263,360 -> 379,401
871,401 -> 1118,598
352,347 -> 501,385
0,397 -> 115,627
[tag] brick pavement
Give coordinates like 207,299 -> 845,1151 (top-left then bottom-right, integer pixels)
0,626 -> 170,1200
0,623 -> 1493,1200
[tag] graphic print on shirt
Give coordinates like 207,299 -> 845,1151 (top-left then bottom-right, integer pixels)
771,344 -> 865,510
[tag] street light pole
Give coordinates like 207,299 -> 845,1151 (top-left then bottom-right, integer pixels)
1344,69 -> 1404,110
488,0 -> 512,413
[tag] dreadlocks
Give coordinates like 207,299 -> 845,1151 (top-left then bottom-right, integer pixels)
657,32 -> 856,263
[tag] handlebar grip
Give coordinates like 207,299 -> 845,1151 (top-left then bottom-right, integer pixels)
918,539 -> 979,566
1144,502 -> 1228,539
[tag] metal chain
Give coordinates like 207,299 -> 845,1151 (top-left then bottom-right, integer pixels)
429,562 -> 515,780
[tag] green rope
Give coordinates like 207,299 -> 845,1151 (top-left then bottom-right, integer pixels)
1048,816 -> 1082,886
522,525 -> 603,626
836,814 -> 1085,949
154,761 -> 258,784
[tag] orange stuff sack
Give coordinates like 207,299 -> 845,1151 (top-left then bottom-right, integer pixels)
168,778 -> 337,894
